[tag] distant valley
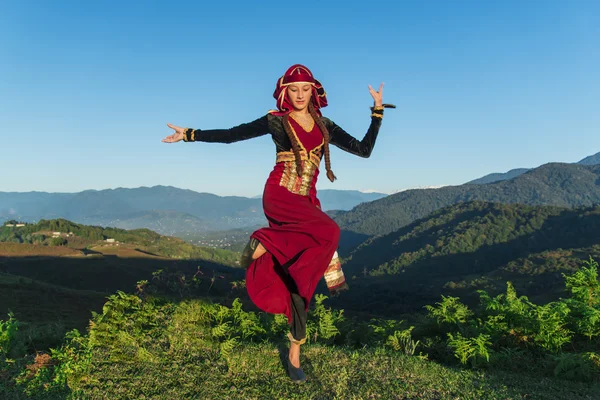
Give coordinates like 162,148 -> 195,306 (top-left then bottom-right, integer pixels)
0,187 -> 387,240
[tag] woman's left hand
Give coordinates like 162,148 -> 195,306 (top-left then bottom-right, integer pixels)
369,83 -> 384,107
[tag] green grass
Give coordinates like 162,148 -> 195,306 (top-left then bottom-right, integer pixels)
63,344 -> 599,400
3,298 -> 598,400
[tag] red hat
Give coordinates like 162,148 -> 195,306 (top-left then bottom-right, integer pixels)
271,64 -> 328,116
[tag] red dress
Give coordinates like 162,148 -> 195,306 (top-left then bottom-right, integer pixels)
245,116 -> 340,321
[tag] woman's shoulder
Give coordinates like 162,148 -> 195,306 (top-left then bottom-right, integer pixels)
319,115 -> 335,130
265,112 -> 284,133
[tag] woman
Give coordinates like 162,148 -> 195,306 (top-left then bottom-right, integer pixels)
162,64 -> 387,382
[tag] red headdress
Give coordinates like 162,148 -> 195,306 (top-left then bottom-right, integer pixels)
270,64 -> 328,116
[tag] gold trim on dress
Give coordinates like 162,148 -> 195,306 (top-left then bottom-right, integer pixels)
276,120 -> 324,196
287,332 -> 307,345
371,113 -> 383,118
279,160 -> 318,196
276,150 -> 321,168
324,252 -> 346,288
287,120 -> 324,153
182,128 -> 192,142
289,113 -> 315,132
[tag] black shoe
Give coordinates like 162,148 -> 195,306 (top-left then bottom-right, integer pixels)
286,357 -> 306,383
240,237 -> 260,269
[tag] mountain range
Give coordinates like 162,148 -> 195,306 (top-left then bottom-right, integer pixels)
333,162 -> 600,252
332,201 -> 600,315
0,187 -> 386,236
467,151 -> 600,184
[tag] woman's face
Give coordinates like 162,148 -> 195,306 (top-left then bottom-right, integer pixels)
288,83 -> 312,112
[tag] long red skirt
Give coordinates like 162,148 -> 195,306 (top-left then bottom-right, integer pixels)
245,166 -> 340,322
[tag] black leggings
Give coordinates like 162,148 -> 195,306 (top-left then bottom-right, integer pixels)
290,293 -> 307,341
277,253 -> 308,342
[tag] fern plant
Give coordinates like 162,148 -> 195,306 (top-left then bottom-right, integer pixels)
447,332 -> 492,368
425,295 -> 472,326
306,294 -> 344,344
563,257 -> 599,307
563,258 -> 600,339
0,312 -> 18,359
207,298 -> 266,358
533,301 -> 572,352
386,326 -> 420,356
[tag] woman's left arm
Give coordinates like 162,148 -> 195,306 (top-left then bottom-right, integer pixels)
325,83 -> 385,158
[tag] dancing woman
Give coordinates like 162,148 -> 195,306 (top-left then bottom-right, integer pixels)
163,64 -> 388,382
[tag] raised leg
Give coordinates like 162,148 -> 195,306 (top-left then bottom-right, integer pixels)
252,243 -> 267,260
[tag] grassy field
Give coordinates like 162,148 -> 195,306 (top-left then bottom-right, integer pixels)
0,243 -> 84,257
2,297 -> 598,400
0,243 -> 244,354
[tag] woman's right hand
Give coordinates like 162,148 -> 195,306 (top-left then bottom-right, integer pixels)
162,123 -> 185,143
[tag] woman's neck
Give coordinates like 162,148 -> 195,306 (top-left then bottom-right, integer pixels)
291,109 -> 309,115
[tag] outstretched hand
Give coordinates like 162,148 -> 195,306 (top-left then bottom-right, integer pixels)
162,123 -> 185,143
368,83 -> 384,107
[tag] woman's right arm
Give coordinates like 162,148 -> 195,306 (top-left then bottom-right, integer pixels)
163,115 -> 270,144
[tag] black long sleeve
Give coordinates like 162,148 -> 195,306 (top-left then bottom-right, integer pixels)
183,115 -> 270,144
323,114 -> 383,158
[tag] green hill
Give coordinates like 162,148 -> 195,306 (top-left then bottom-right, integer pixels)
1,218 -> 240,265
0,219 -> 245,352
335,201 -> 600,316
334,163 -> 600,246
467,150 -> 600,184
468,168 -> 531,184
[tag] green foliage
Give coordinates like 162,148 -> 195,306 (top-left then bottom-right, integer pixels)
88,291 -> 171,363
562,258 -> 600,340
533,302 -> 572,352
564,257 -> 600,307
306,294 -> 344,343
49,237 -> 67,246
0,312 -> 19,359
4,257 -> 600,399
207,299 -> 266,358
554,352 -> 600,382
4,273 -> 600,399
478,283 -> 573,352
15,330 -> 92,397
267,313 -> 290,338
425,295 -> 472,325
48,330 -> 92,393
447,332 -> 492,367
386,326 -> 420,356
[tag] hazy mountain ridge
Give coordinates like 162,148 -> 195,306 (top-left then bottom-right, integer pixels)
0,187 -> 387,236
333,163 -> 600,240
467,151 -> 600,184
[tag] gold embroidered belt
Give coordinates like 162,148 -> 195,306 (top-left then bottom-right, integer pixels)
276,151 -> 321,196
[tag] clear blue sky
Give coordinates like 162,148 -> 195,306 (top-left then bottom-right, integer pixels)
1,0 -> 598,197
